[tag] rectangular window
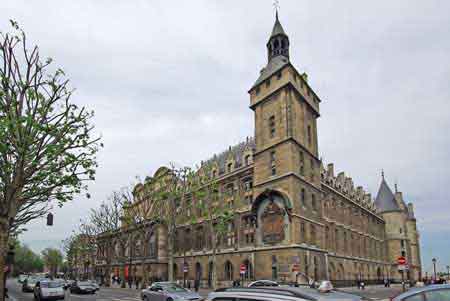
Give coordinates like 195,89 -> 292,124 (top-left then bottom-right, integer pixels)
269,115 -> 276,138
299,151 -> 304,176
270,151 -> 276,175
266,78 -> 271,87
300,188 -> 305,206
277,71 -> 282,79
307,125 -> 312,146
301,222 -> 306,243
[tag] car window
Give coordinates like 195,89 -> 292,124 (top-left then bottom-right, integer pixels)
425,289 -> 450,301
404,293 -> 424,301
212,298 -> 236,301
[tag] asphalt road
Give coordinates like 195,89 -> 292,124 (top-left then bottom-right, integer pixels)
6,279 -> 142,301
7,278 -> 403,301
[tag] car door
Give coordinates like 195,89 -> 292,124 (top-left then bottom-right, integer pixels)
34,281 -> 40,298
149,285 -> 164,301
424,288 -> 450,301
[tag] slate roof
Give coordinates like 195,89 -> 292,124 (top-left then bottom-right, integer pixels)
205,137 -> 256,174
251,55 -> 289,89
374,178 -> 400,212
271,12 -> 287,37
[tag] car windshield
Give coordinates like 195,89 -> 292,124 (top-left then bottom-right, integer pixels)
78,282 -> 92,286
161,284 -> 188,293
41,282 -> 63,288
27,278 -> 38,284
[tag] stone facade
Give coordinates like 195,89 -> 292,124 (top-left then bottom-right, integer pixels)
95,13 -> 421,287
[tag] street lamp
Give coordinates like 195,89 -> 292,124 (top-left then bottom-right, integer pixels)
432,258 -> 437,281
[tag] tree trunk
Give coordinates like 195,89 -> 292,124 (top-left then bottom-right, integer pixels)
120,265 -> 126,288
168,230 -> 174,282
0,218 -> 10,301
104,264 -> 111,287
211,232 -> 218,290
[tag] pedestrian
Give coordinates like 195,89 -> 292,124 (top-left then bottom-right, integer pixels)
194,279 -> 199,292
360,281 -> 365,290
187,280 -> 191,289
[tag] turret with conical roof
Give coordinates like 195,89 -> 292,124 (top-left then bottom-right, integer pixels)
375,173 -> 401,212
267,11 -> 290,62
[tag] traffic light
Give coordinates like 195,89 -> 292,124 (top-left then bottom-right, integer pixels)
47,212 -> 54,226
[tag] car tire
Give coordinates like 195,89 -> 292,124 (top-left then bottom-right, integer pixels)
166,298 -> 173,301
143,296 -> 148,301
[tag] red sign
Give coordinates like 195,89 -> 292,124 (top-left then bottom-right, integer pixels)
292,264 -> 300,272
397,256 -> 407,265
240,264 -> 246,274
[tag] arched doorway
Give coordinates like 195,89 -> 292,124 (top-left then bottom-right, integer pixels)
195,262 -> 202,283
243,259 -> 253,280
208,261 -> 213,288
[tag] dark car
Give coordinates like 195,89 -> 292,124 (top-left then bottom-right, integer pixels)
69,281 -> 96,294
22,277 -> 39,292
391,284 -> 450,301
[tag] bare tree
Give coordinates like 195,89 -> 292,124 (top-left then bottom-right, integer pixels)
0,21 -> 101,297
87,191 -> 126,287
190,165 -> 235,290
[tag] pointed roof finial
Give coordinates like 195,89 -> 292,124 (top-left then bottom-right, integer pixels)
381,169 -> 385,180
273,0 -> 280,17
395,183 -> 398,193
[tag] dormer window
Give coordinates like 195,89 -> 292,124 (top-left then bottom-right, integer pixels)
277,71 -> 282,80
269,115 -> 276,138
245,154 -> 251,166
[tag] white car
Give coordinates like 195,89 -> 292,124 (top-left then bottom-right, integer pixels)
248,280 -> 279,287
34,280 -> 65,300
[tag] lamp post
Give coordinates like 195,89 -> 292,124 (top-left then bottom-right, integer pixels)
432,258 -> 437,281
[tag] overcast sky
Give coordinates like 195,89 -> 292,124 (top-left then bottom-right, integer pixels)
1,0 -> 449,274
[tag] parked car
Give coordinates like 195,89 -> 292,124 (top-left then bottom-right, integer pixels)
18,274 -> 28,284
22,277 -> 39,292
33,280 -> 65,300
87,280 -> 100,291
391,284 -> 450,301
248,280 -> 280,287
69,280 -> 97,294
209,286 -> 368,301
141,282 -> 203,301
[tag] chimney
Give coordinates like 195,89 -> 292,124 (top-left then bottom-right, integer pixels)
327,163 -> 334,177
407,203 -> 415,218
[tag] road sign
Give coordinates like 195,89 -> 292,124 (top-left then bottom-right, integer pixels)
397,256 -> 407,265
183,263 -> 189,273
240,264 -> 246,274
292,264 -> 300,272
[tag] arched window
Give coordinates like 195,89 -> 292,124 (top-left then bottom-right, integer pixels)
269,115 -> 276,138
196,226 -> 204,250
224,261 -> 233,281
310,224 -> 316,245
300,188 -> 305,207
311,194 -> 317,211
243,259 -> 253,280
274,39 -> 279,49
173,263 -> 178,279
184,228 -> 191,251
149,232 -> 157,258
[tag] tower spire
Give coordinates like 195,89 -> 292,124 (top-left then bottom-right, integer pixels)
267,6 -> 289,62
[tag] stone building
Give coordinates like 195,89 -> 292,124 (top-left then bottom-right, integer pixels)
95,13 -> 421,287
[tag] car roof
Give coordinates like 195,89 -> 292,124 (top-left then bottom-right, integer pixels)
394,284 -> 450,299
216,286 -> 364,301
208,291 -> 308,301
